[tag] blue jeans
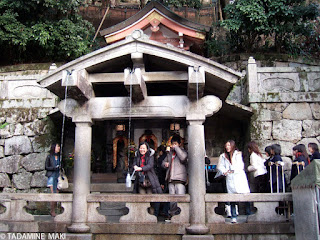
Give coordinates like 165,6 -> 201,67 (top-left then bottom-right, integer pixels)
230,202 -> 251,218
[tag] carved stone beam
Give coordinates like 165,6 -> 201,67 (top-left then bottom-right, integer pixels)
124,68 -> 147,103
186,95 -> 222,122
188,66 -> 205,101
62,69 -> 95,103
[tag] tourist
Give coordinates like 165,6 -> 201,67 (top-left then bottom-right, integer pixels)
268,144 -> 285,193
217,140 -> 250,224
45,143 -> 61,217
133,142 -> 162,216
308,142 -> 320,162
247,141 -> 268,193
156,145 -> 170,219
291,144 -> 309,181
264,145 -> 273,192
162,135 -> 188,220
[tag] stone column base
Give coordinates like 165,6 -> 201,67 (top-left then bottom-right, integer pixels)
182,234 -> 214,240
186,224 -> 210,235
65,233 -> 92,240
67,223 -> 90,233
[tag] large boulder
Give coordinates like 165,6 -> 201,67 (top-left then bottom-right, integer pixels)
256,109 -> 282,121
24,119 -> 48,136
310,103 -> 320,119
0,155 -> 22,173
30,171 -> 47,187
13,123 -> 24,136
302,120 -> 320,138
273,120 -> 302,143
12,168 -> 32,190
4,136 -> 32,155
0,124 -> 12,139
251,121 -> 272,140
283,103 -> 313,120
21,152 -> 47,171
31,135 -> 51,153
0,173 -> 11,187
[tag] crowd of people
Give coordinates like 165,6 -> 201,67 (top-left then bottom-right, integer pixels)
217,140 -> 320,223
45,136 -> 320,222
132,135 -> 187,221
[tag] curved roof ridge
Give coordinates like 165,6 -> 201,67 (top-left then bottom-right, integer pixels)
99,0 -> 211,38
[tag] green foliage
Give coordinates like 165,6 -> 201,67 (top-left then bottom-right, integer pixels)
205,34 -> 229,57
163,0 -> 202,9
0,122 -> 8,129
0,0 -> 95,64
218,0 -> 319,55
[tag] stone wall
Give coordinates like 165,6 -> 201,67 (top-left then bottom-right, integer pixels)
245,57 -> 320,184
0,68 -> 58,193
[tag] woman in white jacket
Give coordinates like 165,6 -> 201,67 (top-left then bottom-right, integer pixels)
247,141 -> 268,193
217,140 -> 250,223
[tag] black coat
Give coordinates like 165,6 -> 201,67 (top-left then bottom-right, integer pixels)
265,155 -> 285,192
157,153 -> 167,187
310,151 -> 320,162
291,155 -> 308,181
45,154 -> 59,177
132,149 -> 162,194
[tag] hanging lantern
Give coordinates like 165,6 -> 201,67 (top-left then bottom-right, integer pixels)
170,123 -> 180,131
116,124 -> 126,131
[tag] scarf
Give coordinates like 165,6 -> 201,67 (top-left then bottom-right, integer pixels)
141,154 -> 146,168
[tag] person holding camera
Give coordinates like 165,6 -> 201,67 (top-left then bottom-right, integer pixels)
162,135 -> 188,220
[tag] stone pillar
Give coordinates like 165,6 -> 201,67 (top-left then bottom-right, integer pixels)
68,116 -> 92,233
291,160 -> 320,240
185,117 -> 210,236
247,56 -> 258,94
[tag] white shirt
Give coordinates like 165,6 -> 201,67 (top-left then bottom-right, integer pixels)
247,152 -> 267,178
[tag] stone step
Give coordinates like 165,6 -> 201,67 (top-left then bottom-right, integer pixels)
60,183 -> 133,193
91,173 -> 118,183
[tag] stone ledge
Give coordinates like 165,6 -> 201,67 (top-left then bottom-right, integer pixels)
248,92 -> 320,103
1,221 -> 294,235
205,193 -> 292,202
208,222 -> 294,234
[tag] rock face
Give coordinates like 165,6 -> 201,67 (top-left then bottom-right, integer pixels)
31,171 -> 47,187
283,103 -> 313,120
0,155 -> 22,174
273,120 -> 302,142
0,91 -> 55,192
310,103 -> 320,119
12,168 -> 33,190
302,120 -> 320,138
4,136 -> 32,156
21,153 -> 47,172
0,173 -> 11,187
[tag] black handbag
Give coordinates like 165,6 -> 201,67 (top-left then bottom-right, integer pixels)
139,173 -> 151,188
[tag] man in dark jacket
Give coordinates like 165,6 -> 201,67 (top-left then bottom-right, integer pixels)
162,135 -> 188,218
